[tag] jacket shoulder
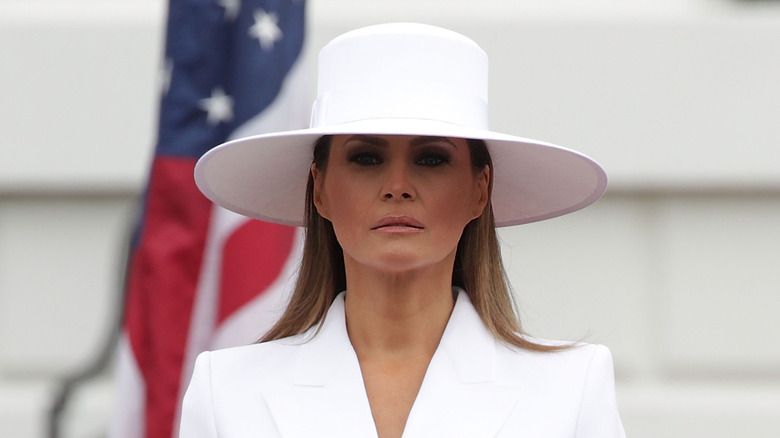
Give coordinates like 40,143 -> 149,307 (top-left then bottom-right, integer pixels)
495,340 -> 615,386
494,342 -> 625,437
197,332 -> 313,385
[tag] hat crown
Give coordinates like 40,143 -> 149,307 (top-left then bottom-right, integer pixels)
311,23 -> 489,129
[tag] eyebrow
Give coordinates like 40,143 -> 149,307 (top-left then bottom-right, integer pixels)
344,135 -> 389,146
409,136 -> 458,149
344,135 -> 458,149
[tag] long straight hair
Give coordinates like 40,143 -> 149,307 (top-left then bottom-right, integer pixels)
261,136 -> 564,351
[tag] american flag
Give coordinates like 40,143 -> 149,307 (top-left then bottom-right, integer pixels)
110,1 -> 308,437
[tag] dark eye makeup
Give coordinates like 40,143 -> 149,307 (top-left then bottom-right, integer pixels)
344,140 -> 454,168
415,148 -> 451,166
348,150 -> 383,166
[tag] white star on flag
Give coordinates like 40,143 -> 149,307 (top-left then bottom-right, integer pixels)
218,0 -> 241,22
162,58 -> 174,95
199,87 -> 234,125
248,9 -> 282,50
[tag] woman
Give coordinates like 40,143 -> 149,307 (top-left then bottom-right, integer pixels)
182,23 -> 625,437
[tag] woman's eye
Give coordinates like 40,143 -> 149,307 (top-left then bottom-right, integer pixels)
417,154 -> 449,166
349,152 -> 382,166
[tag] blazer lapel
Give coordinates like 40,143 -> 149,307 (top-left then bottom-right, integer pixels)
263,293 -> 379,438
263,290 -> 524,438
402,290 -> 525,438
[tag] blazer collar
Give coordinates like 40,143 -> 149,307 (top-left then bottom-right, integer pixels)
291,293 -> 353,387
291,289 -> 498,385
264,289 -> 525,437
438,287 -> 496,383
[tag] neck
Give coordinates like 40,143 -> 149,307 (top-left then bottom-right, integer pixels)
342,256 -> 456,359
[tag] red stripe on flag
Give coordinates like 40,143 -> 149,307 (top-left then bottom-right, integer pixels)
218,220 -> 296,324
124,157 -> 212,438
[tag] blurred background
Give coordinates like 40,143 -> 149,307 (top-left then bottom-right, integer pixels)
1,0 -> 779,437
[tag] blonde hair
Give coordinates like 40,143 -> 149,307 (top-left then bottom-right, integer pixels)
261,136 -> 563,351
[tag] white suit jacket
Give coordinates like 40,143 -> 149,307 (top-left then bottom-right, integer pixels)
180,290 -> 626,437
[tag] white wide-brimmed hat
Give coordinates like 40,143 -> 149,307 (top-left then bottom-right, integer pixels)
195,23 -> 607,227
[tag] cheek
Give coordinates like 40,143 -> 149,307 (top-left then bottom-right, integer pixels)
432,182 -> 480,230
320,179 -> 364,230
316,170 -> 352,221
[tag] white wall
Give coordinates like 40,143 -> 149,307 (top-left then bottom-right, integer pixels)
2,1 -> 779,437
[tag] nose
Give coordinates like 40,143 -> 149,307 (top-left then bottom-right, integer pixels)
382,161 -> 415,201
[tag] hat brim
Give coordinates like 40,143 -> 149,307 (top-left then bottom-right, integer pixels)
194,118 -> 607,227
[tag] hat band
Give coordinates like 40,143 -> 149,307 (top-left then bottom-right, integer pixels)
310,81 -> 489,129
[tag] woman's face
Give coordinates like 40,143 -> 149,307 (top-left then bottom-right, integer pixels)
312,134 -> 489,274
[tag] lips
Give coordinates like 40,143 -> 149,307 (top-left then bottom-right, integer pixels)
370,216 -> 425,230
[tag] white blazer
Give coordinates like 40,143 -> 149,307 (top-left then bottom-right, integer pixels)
180,290 -> 626,437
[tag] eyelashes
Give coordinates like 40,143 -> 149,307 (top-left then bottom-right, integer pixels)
347,149 -> 452,167
416,153 -> 449,166
348,151 -> 382,166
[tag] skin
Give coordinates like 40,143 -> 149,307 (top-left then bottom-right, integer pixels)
312,134 -> 489,438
